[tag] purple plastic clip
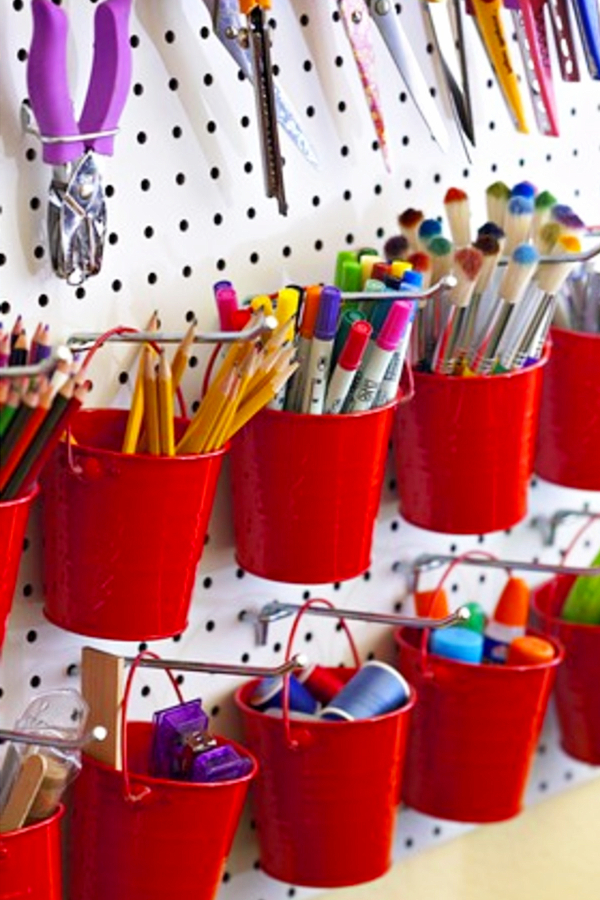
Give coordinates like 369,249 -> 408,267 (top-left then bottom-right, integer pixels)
190,744 -> 253,784
150,698 -> 209,779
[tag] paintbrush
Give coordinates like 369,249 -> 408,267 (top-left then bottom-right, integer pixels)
504,195 -> 535,253
444,187 -> 471,247
398,208 -> 425,252
485,181 -> 511,229
431,246 -> 484,373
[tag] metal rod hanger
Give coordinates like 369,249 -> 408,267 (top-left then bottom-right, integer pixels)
0,725 -> 107,751
405,553 -> 600,577
250,600 -> 469,646
496,243 -> 600,265
340,274 -> 456,303
122,652 -> 308,679
530,509 -> 600,546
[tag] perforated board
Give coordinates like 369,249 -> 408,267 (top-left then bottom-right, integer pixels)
2,1 -> 600,897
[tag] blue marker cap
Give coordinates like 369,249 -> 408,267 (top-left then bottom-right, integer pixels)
508,195 -> 534,216
401,270 -> 424,289
314,286 -> 341,341
429,627 -> 484,664
511,181 -> 536,200
418,218 -> 443,242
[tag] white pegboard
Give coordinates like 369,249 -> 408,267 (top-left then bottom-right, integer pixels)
2,1 -> 600,898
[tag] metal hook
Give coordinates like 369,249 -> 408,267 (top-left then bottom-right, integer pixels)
66,653 -> 308,680
0,724 -> 107,751
246,600 -> 469,646
341,274 -> 457,304
530,509 -> 600,546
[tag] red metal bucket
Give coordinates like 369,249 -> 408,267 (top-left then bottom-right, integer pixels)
0,805 -> 63,900
235,669 -> 415,888
535,328 -> 600,489
530,574 -> 600,764
0,487 -> 37,652
68,722 -> 257,900
395,626 -> 562,822
41,408 -> 225,641
393,358 -> 546,534
230,402 -> 397,584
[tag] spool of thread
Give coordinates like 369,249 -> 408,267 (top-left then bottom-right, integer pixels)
319,661 -> 410,722
249,674 -> 318,715
296,665 -> 345,705
507,635 -> 555,666
429,627 -> 484,664
456,601 -> 486,634
414,589 -> 449,619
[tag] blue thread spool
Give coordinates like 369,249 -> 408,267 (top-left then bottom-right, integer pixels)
249,674 -> 319,714
319,661 -> 410,721
429,627 -> 484,664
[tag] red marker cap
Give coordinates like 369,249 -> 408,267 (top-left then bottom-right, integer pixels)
371,262 -> 391,282
339,320 -> 372,371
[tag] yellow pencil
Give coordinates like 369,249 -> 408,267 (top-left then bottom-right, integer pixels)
203,348 -> 259,453
176,367 -> 239,455
225,363 -> 298,443
158,354 -> 175,456
171,320 -> 196,392
243,345 -> 296,405
144,351 -> 161,455
122,346 -> 147,454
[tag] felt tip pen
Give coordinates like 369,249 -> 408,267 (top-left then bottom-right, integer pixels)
267,287 -> 301,410
285,284 -> 322,412
324,320 -> 372,414
374,300 -> 415,407
301,286 -> 342,415
345,301 -> 408,412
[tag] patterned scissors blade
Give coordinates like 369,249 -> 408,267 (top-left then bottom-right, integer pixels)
205,0 -> 318,166
423,0 -> 475,154
511,0 -> 560,135
240,0 -> 287,214
468,0 -> 529,132
366,0 -> 449,152
337,0 -> 391,171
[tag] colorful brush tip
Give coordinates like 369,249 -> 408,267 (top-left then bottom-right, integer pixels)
537,222 -> 561,253
534,190 -> 557,211
418,218 -> 443,243
477,222 -> 505,241
444,187 -> 468,203
473,234 -> 501,255
398,208 -> 425,229
551,205 -> 586,231
428,236 -> 453,256
383,234 -> 409,262
512,243 -> 539,265
486,181 -> 511,200
507,195 -> 535,216
407,251 -> 432,273
511,181 -> 536,199
454,246 -> 484,280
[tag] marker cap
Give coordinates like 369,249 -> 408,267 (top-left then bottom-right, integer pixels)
299,285 -> 323,339
414,588 -> 449,619
314,286 -> 341,341
339,260 -> 362,293
429,627 -> 484,664
456,601 -> 486,634
339,320 -> 372,370
215,286 -> 238,330
371,262 -> 391,282
493,577 -> 529,627
507,635 -> 555,666
401,270 -> 424,289
377,301 -> 413,351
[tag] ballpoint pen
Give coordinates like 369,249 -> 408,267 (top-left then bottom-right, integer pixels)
239,0 -> 287,214
337,0 -> 391,171
204,0 -> 318,168
366,0 -> 450,152
422,0 -> 475,156
469,0 -> 529,132
26,0 -> 132,284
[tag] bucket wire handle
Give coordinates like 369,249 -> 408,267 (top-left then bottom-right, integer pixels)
281,598 -> 361,750
120,651 -> 184,804
541,514 -> 600,636
66,326 -> 187,476
417,550 -> 512,674
397,360 -> 415,406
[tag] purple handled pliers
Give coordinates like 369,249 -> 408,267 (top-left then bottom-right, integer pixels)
26,0 -> 132,284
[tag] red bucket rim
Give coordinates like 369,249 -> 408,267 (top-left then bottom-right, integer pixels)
82,726 -> 258,790
234,676 -> 417,725
67,408 -> 228,462
0,483 -> 39,509
530,576 -> 600,634
250,397 -> 401,426
0,802 -> 64,839
549,326 -> 600,344
394,626 -> 564,672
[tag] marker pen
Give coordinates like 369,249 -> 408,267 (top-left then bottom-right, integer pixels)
268,287 -> 301,410
372,300 -> 414,407
324,320 -> 372,414
345,301 -> 408,412
285,284 -> 322,412
213,282 -> 237,330
331,307 -> 366,370
301,286 -> 341,415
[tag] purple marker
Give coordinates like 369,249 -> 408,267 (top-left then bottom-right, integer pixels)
300,285 -> 341,415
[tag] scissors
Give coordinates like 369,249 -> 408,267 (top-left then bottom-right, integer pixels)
204,0 -> 318,169
26,0 -> 132,285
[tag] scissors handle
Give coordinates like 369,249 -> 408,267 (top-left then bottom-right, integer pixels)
79,0 -> 133,156
27,0 -> 84,165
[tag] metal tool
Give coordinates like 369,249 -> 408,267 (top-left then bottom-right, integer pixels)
366,0 -> 450,152
238,0 -> 287,214
570,0 -> 600,78
205,0 -> 318,167
423,0 -> 475,157
25,0 -> 132,285
546,0 -> 580,80
511,0 -> 560,135
338,0 -> 391,171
